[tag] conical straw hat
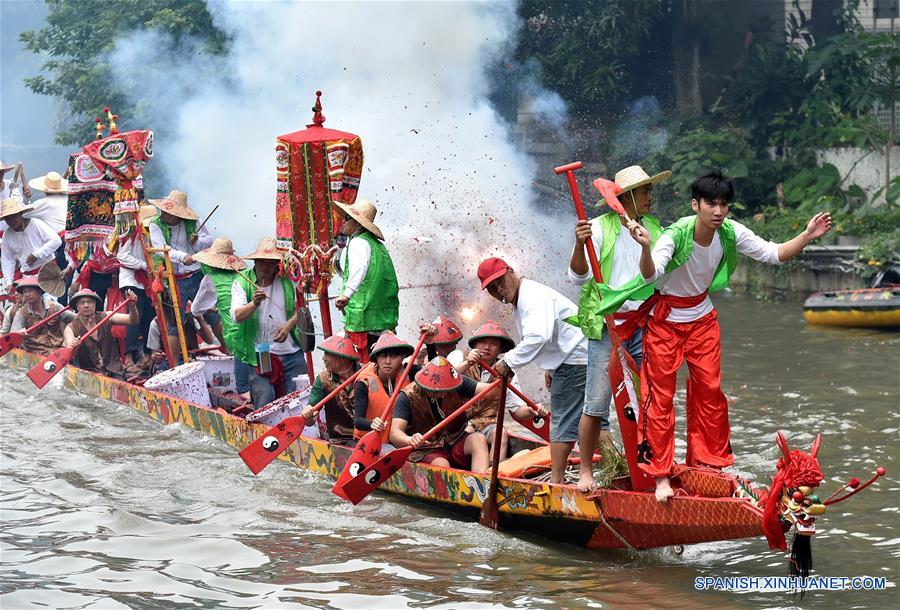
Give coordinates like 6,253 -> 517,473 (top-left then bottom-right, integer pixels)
242,237 -> 283,261
0,197 -> 34,220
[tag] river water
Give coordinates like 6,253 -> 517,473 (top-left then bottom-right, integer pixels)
1,295 -> 897,609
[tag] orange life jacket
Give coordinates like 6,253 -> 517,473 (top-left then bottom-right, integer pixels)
353,363 -> 411,443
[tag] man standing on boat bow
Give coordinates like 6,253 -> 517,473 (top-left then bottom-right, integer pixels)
609,169 -> 832,503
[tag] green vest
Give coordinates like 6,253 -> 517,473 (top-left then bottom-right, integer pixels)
340,231 -> 400,332
596,215 -> 738,317
232,269 -> 303,366
567,213 -> 662,339
150,217 -> 197,269
202,264 -> 239,352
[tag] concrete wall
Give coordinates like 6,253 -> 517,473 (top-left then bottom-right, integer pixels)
819,146 -> 900,203
730,245 -> 868,295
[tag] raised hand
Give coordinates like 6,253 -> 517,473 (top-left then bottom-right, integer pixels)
574,219 -> 593,246
804,212 -> 833,241
626,219 -> 651,247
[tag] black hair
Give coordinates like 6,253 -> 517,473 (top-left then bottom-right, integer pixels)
690,169 -> 734,204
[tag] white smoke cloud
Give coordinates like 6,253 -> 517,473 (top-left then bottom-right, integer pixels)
108,1 -> 575,346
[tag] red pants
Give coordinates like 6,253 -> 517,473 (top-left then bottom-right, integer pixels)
346,331 -> 371,364
638,309 -> 733,477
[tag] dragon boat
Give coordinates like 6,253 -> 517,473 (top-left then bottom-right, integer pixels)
2,346 -> 771,551
803,286 -> 900,328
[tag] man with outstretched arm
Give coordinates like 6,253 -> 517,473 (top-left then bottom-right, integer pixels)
620,169 -> 832,503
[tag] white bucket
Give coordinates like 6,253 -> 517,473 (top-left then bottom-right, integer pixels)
245,378 -> 319,438
198,355 -> 236,392
145,361 -> 212,408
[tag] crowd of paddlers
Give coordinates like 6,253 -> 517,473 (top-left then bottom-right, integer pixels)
0,159 -> 833,501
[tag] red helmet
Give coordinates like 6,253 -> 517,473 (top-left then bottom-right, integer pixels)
369,331 -> 414,360
431,315 -> 463,345
318,334 -> 361,361
468,320 -> 515,353
415,356 -> 463,393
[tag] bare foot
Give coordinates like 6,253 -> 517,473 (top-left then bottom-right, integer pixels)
576,471 -> 597,493
655,476 -> 675,503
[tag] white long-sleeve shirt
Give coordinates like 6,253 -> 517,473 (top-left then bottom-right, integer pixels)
1,217 -> 61,279
148,221 -> 212,276
191,275 -> 218,315
568,218 -> 646,320
646,219 -> 782,323
26,194 -> 67,233
503,278 -> 588,371
229,277 -> 299,355
116,234 -> 147,289
338,233 -> 372,297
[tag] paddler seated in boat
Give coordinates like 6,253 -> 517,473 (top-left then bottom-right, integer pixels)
352,331 -> 417,448
421,315 -> 466,369
332,199 -> 400,362
391,356 -> 498,472
299,334 -> 362,445
614,169 -> 832,503
147,189 -> 214,350
478,257 -> 588,484
230,237 -> 310,410
567,165 -> 667,492
0,279 -> 25,335
459,320 -> 549,461
63,288 -> 138,376
9,276 -> 75,355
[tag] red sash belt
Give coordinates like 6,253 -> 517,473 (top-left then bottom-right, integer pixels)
615,290 -> 709,341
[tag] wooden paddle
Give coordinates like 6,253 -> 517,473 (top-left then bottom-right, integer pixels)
0,305 -> 70,358
331,333 -> 428,500
554,161 -> 653,491
338,378 -> 502,505
480,377 -> 508,529
26,297 -> 134,389
238,367 -> 364,475
196,204 -> 219,233
478,359 -> 550,443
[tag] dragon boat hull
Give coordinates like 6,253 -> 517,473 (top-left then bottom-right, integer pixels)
0,348 -> 764,550
803,287 -> 900,328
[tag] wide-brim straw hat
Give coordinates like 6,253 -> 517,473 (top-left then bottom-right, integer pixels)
37,261 -> 66,297
70,289 -> 103,309
596,165 -> 672,205
242,237 -> 283,261
139,204 -> 158,227
194,237 -> 247,271
14,276 -> 44,294
150,189 -> 198,221
0,160 -> 15,172
0,197 -> 34,220
28,171 -> 68,194
332,198 -> 384,241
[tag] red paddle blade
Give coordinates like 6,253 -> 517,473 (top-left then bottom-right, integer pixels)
338,446 -> 413,505
331,430 -> 383,501
239,416 -> 307,475
0,332 -> 23,358
517,412 -> 550,442
26,346 -> 74,389
592,178 -> 627,216
608,341 -> 654,491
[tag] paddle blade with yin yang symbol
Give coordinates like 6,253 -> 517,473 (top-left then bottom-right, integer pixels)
238,416 -> 306,475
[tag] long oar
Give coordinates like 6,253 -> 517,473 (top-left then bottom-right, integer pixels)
238,367 -> 364,474
26,297 -> 133,389
0,305 -> 71,358
480,377 -> 508,529
338,378 -> 503,505
331,334 -> 428,500
554,161 -> 653,491
478,359 -> 549,443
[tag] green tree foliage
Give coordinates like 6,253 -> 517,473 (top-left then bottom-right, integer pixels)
515,0 -> 664,114
20,0 -> 227,146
